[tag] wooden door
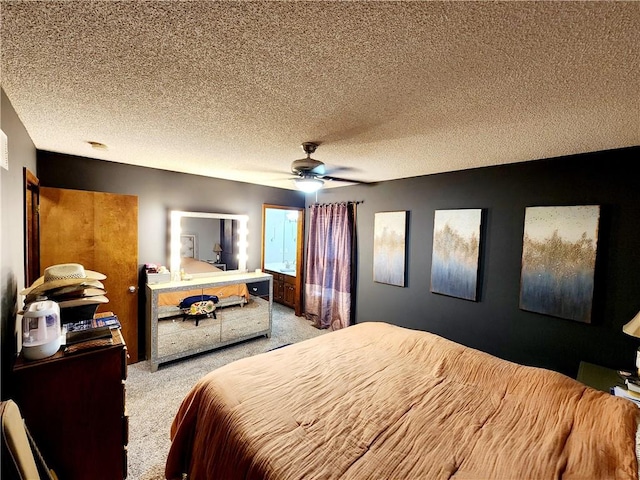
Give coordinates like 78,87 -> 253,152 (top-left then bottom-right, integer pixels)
40,187 -> 139,362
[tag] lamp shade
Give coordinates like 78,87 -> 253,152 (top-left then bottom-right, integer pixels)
295,177 -> 323,193
623,311 -> 640,338
213,243 -> 223,253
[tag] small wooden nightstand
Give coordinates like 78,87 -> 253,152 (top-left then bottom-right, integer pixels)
576,361 -> 626,393
205,260 -> 226,270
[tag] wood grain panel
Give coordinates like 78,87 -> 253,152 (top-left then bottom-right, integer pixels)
40,187 -> 95,268
40,187 -> 139,362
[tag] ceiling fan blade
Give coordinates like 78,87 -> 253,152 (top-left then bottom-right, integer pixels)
321,175 -> 375,185
321,165 -> 353,176
310,164 -> 325,175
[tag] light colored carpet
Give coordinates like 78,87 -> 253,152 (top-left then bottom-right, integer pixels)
126,303 -> 327,480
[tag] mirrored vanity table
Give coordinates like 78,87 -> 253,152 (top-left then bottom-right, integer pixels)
145,209 -> 271,371
146,272 -> 272,372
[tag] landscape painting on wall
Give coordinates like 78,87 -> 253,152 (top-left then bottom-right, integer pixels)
373,211 -> 407,287
431,209 -> 482,301
519,205 -> 600,323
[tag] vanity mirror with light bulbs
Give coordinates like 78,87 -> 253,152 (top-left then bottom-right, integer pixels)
261,204 -> 304,316
169,210 -> 249,278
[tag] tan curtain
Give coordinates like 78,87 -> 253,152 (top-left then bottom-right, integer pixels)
304,203 -> 355,330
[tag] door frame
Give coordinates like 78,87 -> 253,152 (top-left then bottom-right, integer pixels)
261,204 -> 304,316
23,168 -> 40,286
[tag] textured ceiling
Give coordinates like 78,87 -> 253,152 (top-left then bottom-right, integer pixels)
2,1 -> 639,190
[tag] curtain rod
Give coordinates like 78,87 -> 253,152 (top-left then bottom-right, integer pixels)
308,201 -> 362,208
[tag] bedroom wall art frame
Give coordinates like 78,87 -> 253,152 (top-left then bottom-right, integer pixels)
373,211 -> 407,287
519,205 -> 601,323
180,234 -> 197,259
430,208 -> 483,301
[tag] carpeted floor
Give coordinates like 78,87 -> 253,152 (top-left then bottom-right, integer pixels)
126,303 -> 327,480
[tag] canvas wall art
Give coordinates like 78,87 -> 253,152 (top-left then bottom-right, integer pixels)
430,209 -> 483,301
519,205 -> 600,323
180,234 -> 197,258
373,211 -> 407,287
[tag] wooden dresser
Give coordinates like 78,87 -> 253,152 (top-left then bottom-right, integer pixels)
12,329 -> 129,479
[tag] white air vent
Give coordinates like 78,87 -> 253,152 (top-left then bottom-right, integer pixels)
0,130 -> 8,170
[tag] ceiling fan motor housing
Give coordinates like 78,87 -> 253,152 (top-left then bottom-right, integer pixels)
291,158 -> 324,175
292,142 -> 324,175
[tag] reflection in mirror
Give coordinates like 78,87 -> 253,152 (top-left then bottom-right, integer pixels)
170,210 -> 248,279
263,208 -> 301,276
157,300 -> 271,358
261,204 -> 304,316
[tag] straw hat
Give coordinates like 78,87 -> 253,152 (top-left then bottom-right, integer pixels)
20,294 -> 110,315
20,263 -> 106,296
23,282 -> 106,304
56,295 -> 109,308
49,287 -> 107,300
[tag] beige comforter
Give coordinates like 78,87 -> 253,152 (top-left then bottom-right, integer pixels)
166,322 -> 639,480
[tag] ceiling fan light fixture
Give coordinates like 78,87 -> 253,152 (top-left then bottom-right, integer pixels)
295,177 -> 324,193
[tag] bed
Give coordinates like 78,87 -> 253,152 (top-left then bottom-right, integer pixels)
166,322 -> 639,480
157,258 -> 249,319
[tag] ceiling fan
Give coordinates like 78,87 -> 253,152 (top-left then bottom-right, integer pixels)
291,142 -> 365,193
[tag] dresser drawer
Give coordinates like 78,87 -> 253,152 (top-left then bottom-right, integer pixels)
123,412 -> 129,446
246,281 -> 270,297
122,446 -> 128,479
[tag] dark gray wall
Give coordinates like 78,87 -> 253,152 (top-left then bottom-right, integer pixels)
1,89 -> 38,399
35,146 -> 640,378
306,147 -> 640,378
